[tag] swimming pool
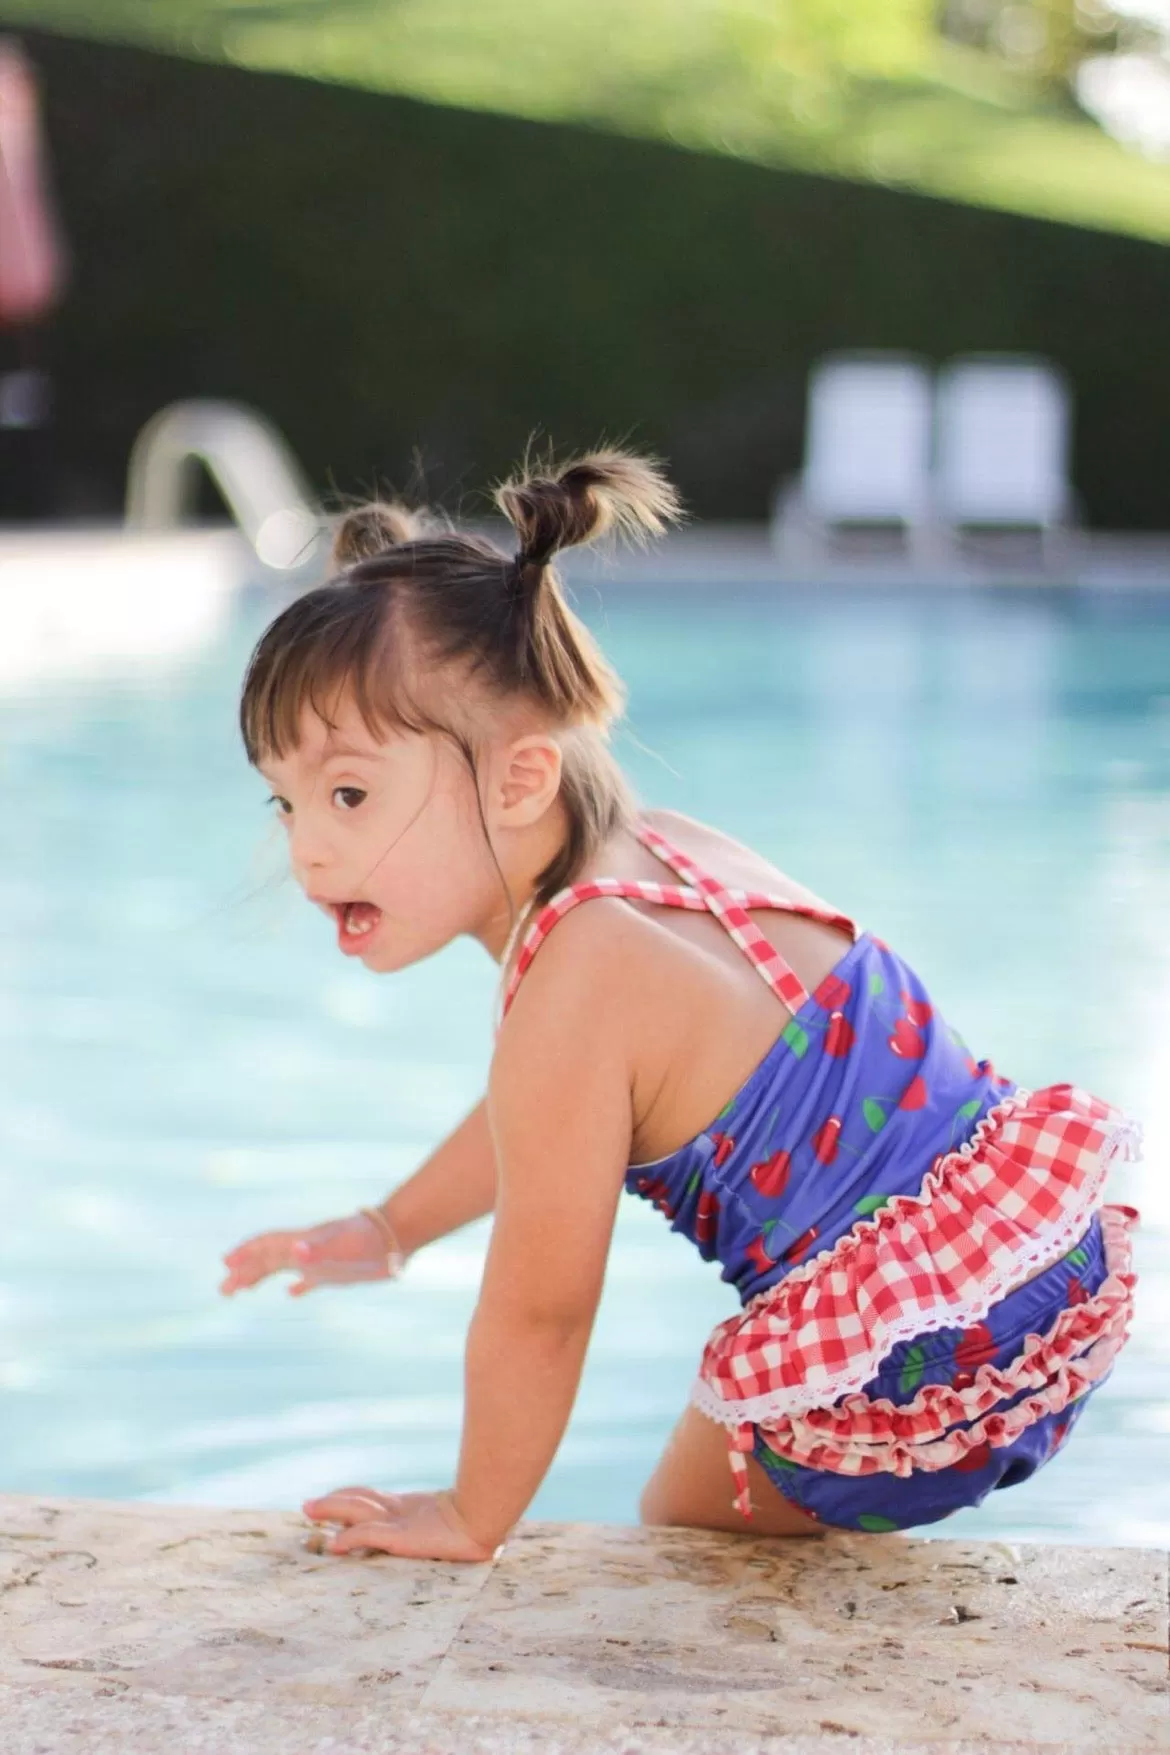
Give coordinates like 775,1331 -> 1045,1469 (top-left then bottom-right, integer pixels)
2,578 -> 1167,1546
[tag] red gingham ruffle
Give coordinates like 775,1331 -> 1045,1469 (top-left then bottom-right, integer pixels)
694,1083 -> 1140,1424
750,1200 -> 1137,1480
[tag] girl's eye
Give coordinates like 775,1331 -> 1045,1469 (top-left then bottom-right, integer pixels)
267,795 -> 292,817
333,787 -> 367,811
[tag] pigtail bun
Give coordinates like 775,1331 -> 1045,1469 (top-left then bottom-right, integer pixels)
331,499 -> 430,568
495,448 -> 683,570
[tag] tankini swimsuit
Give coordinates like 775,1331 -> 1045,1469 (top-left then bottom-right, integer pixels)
500,822 -> 1143,1532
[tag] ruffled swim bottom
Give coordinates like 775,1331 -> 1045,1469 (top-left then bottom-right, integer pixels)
690,1084 -> 1142,1524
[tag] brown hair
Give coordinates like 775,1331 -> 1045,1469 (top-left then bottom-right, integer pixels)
239,447 -> 683,908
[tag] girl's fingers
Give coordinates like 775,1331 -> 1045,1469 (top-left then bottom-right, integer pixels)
326,1518 -> 401,1556
303,1487 -> 400,1524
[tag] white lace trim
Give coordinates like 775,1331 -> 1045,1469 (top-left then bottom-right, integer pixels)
689,1098 -> 1143,1430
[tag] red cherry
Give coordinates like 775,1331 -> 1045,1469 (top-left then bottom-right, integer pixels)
746,1233 -> 777,1275
901,992 -> 933,1028
870,937 -> 889,953
824,1011 -> 855,1058
952,1370 -> 975,1391
898,1074 -> 928,1111
954,1323 -> 997,1371
964,1055 -> 982,1078
1067,1277 -> 1089,1306
783,1225 -> 819,1265
749,1149 -> 791,1198
711,1131 -> 736,1169
814,973 -> 852,1012
812,1116 -> 842,1165
635,1176 -> 676,1221
1049,1416 -> 1071,1454
695,1190 -> 720,1244
952,1439 -> 993,1474
889,1017 -> 925,1059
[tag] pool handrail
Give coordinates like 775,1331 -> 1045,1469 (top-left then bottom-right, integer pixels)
125,398 -> 325,572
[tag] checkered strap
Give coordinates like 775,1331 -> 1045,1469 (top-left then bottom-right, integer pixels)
500,822 -> 858,1021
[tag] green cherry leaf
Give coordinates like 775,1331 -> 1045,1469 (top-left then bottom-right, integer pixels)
898,1344 -> 925,1395
854,1194 -> 892,1217
686,1170 -> 702,1197
1066,1245 -> 1089,1269
862,1097 -> 888,1133
868,971 -> 885,998
717,1098 -> 736,1121
856,1513 -> 900,1533
758,1443 -> 799,1473
955,1098 -> 981,1121
782,1019 -> 810,1058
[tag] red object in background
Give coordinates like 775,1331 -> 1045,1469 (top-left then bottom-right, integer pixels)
0,39 -> 68,326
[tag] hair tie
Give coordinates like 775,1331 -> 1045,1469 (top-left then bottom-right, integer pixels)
510,551 -> 544,595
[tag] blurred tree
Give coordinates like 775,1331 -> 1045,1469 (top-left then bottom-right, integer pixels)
936,0 -> 1160,94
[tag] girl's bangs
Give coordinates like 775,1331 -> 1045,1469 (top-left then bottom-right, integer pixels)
240,590 -> 423,763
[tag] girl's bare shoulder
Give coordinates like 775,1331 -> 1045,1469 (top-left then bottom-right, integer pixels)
639,807 -> 845,916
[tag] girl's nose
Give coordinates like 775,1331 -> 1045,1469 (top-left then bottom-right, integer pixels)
288,820 -> 333,878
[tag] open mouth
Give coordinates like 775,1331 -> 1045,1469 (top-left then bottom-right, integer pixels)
332,900 -> 384,953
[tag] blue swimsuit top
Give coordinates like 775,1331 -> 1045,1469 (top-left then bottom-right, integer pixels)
501,820 -> 1016,1306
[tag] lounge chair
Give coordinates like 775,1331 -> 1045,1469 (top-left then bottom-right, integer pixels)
772,352 -> 938,563
932,355 -> 1076,565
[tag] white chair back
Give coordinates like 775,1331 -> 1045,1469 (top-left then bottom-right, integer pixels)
934,356 -> 1071,527
803,354 -> 933,524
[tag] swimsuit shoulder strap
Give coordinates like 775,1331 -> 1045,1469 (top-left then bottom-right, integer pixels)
499,821 -> 858,1022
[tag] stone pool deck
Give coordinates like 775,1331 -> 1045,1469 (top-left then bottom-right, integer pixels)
1,1496 -> 1165,1754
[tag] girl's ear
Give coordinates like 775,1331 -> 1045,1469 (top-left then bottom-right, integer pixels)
495,733 -> 563,827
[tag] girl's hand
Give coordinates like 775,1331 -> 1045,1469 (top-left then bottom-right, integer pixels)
219,1212 -> 399,1298
301,1486 -> 499,1563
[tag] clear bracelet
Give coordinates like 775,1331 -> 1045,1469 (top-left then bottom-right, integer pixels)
358,1206 -> 408,1279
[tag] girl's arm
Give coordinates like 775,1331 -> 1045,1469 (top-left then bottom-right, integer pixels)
377,1099 -> 497,1258
303,903 -> 641,1560
449,907 -> 636,1550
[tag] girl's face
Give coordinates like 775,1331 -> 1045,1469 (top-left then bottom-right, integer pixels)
256,696 -> 515,973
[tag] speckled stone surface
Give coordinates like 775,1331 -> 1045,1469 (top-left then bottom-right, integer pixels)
1,1495 -> 1166,1753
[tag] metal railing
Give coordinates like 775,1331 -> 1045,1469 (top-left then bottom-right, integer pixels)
125,399 -> 324,571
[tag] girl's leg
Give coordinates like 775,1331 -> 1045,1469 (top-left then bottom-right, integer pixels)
638,1403 -> 821,1537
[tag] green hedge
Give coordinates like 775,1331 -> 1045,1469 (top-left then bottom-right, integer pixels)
24,30 -> 1170,526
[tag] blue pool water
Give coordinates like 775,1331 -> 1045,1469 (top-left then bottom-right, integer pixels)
1,579 -> 1167,1546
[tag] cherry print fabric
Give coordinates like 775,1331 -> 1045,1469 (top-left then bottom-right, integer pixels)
502,823 -> 1143,1526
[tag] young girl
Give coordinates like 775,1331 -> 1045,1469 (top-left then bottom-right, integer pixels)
219,448 -> 1142,1563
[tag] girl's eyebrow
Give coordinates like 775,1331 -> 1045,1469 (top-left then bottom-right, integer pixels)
321,743 -> 380,763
